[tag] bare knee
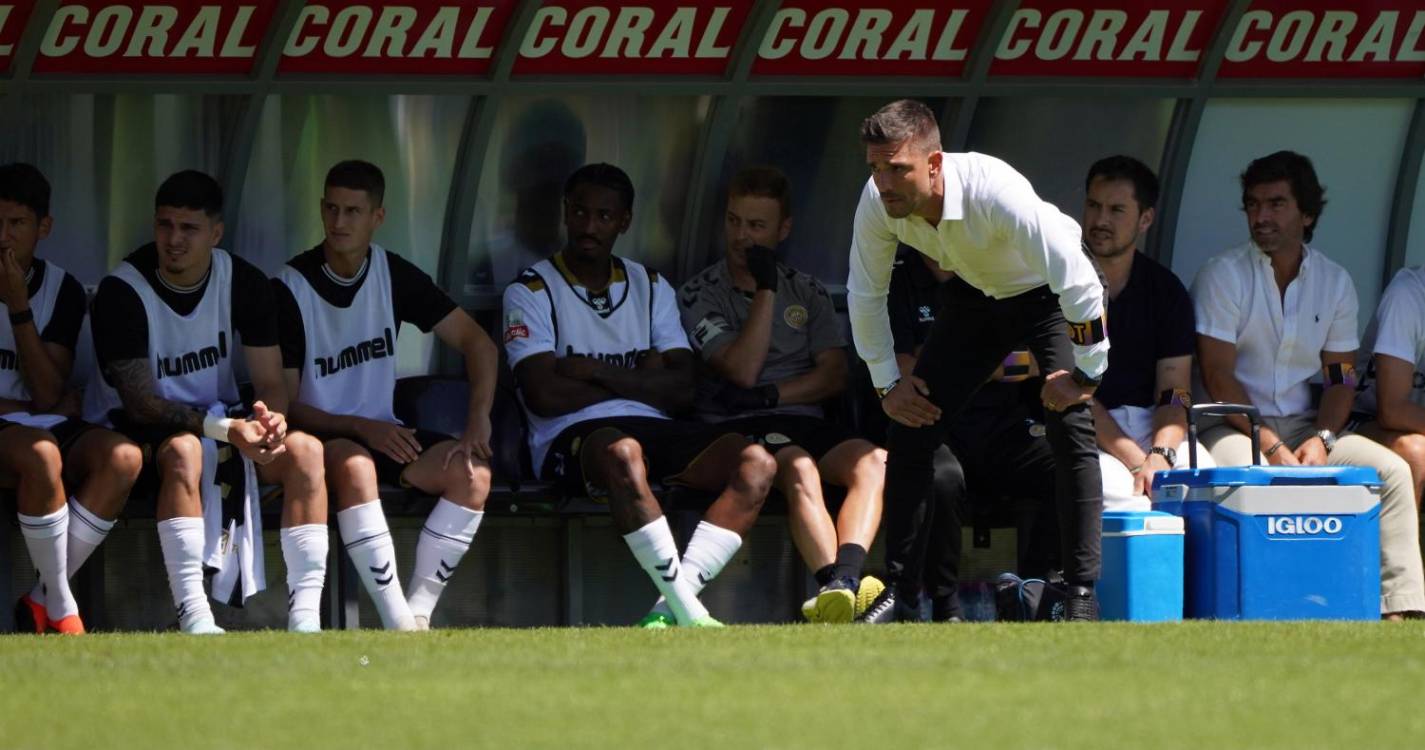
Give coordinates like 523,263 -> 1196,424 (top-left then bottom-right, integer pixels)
108,440 -> 144,485
1392,433 -> 1425,475
441,454 -> 491,510
852,447 -> 888,486
736,444 -> 777,507
776,447 -> 819,485
599,437 -> 647,484
156,433 -> 204,490
279,432 -> 326,486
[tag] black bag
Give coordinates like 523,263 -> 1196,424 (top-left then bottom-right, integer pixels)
994,572 -> 1069,622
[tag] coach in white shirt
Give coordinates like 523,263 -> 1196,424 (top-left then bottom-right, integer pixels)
1194,150 -> 1425,618
847,99 -> 1108,621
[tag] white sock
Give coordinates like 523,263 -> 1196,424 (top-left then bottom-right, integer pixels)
407,499 -> 483,620
651,521 -> 743,619
18,506 -> 78,621
338,500 -> 415,630
157,516 -> 215,632
623,516 -> 708,625
30,499 -> 116,607
281,524 -> 328,631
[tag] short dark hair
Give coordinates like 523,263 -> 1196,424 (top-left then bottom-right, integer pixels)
0,162 -> 51,218
860,99 -> 941,153
728,165 -> 792,220
1085,155 -> 1160,212
155,170 -> 223,218
564,163 -> 635,211
1241,150 -> 1327,242
325,160 -> 386,207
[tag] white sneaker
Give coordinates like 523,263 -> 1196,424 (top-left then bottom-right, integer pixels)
413,615 -> 431,631
393,615 -> 419,632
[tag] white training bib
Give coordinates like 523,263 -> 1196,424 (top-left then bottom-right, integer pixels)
514,255 -> 667,469
0,260 -> 67,401
84,250 -> 239,427
279,246 -> 398,423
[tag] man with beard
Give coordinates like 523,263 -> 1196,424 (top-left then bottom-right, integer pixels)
1080,156 -> 1209,510
846,99 -> 1107,620
1193,150 -> 1425,618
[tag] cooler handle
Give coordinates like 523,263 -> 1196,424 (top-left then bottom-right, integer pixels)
1185,402 -> 1261,469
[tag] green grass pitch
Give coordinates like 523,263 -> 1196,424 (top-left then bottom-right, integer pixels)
3,622 -> 1424,749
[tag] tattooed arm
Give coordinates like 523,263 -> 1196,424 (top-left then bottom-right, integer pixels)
104,358 -> 207,433
104,357 -> 284,463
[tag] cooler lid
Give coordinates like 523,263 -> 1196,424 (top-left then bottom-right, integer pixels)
1101,510 -> 1185,535
1152,466 -> 1380,489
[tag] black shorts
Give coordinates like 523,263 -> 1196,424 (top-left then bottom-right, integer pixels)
0,417 -> 101,457
714,413 -> 862,461
312,429 -> 455,487
541,417 -> 747,498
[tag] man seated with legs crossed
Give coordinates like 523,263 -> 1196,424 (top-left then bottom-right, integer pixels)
679,166 -> 888,624
1,163 -> 142,634
504,163 -> 777,628
1081,156 -> 1211,509
86,171 -> 329,634
274,160 -> 500,631
1193,150 -> 1425,619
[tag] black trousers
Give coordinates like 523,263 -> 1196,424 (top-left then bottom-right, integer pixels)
904,403 -> 1061,619
883,277 -> 1103,593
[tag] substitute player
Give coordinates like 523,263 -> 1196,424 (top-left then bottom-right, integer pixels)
1,163 -> 142,634
847,99 -> 1107,620
86,170 -> 329,634
275,160 -> 499,631
504,163 -> 777,627
680,165 -> 888,623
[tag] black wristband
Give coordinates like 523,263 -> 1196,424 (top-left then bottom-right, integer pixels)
8,308 -> 33,326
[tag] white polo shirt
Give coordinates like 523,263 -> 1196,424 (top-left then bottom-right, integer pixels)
1192,243 -> 1359,418
847,151 -> 1106,390
1356,266 -> 1425,414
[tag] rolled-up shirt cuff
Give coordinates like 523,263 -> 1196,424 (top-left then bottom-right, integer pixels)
868,358 -> 903,390
1073,341 -> 1110,380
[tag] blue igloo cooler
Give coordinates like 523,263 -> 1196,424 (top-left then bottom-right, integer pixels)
1151,403 -> 1382,621
1099,510 -> 1184,621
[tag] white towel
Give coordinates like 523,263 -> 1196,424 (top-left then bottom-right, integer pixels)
199,405 -> 265,606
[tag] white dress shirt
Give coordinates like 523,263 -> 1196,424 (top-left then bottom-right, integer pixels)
1357,266 -> 1425,414
847,151 -> 1107,389
1192,243 -> 1359,418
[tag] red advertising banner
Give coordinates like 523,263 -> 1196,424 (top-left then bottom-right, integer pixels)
512,0 -> 754,75
0,2 -> 34,74
1217,0 -> 1425,78
989,0 -> 1229,77
279,1 -> 518,75
29,1 -> 279,74
750,0 -> 992,77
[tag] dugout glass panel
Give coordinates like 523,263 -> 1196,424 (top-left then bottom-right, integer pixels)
702,97 -> 958,294
463,94 -> 709,302
231,94 -> 470,376
1172,99 -> 1414,332
232,94 -> 468,276
963,97 -> 1176,226
0,94 -> 244,286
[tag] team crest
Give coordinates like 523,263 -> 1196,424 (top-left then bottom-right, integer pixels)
918,305 -> 933,323
783,305 -> 809,330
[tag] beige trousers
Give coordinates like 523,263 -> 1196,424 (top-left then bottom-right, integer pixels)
1201,415 -> 1425,615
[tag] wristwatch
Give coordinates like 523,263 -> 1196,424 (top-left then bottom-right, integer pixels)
1315,429 -> 1337,454
1149,446 -> 1177,466
875,379 -> 901,400
1070,367 -> 1102,388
